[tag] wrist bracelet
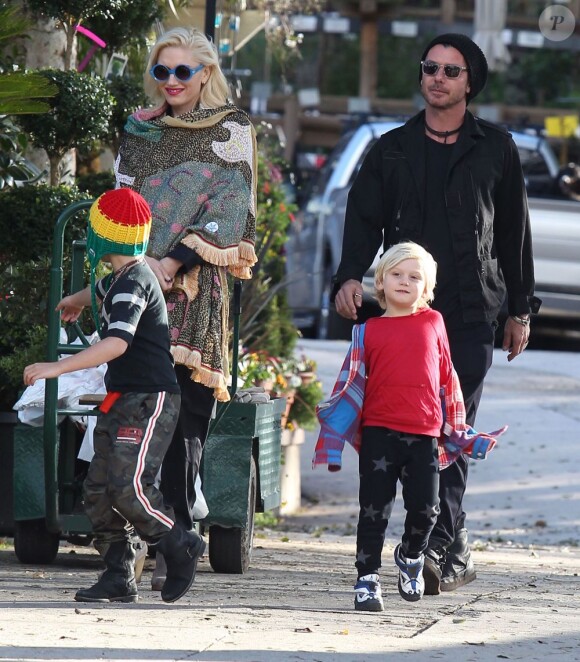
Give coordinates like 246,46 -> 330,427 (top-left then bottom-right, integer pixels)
511,315 -> 530,327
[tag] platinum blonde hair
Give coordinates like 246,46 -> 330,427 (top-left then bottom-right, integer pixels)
374,241 -> 437,310
144,27 -> 230,109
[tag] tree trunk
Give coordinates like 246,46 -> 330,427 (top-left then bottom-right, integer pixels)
49,154 -> 62,187
22,12 -> 73,182
24,16 -> 67,70
441,0 -> 457,24
359,16 -> 378,100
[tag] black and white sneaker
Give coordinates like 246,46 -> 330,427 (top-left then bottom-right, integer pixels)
394,544 -> 425,602
354,573 -> 384,611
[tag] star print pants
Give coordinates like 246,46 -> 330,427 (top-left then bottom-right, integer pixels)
355,426 -> 440,577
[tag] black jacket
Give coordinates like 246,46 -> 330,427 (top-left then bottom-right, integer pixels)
334,111 -> 540,323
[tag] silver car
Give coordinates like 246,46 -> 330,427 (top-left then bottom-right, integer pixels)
285,121 -> 580,339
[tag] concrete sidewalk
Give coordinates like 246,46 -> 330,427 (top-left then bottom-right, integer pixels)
1,531 -> 579,661
1,343 -> 580,661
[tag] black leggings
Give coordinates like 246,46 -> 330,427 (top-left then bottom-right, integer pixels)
159,365 -> 215,530
355,426 -> 440,577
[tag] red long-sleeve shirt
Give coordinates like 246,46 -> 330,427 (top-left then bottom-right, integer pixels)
362,307 -> 458,437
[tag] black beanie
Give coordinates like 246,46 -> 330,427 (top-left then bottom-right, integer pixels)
420,33 -> 488,103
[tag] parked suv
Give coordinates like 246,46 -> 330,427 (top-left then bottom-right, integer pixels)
285,120 -> 580,338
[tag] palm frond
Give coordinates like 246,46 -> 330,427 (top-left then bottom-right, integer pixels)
0,5 -> 33,44
0,99 -> 54,114
0,73 -> 59,99
0,72 -> 58,114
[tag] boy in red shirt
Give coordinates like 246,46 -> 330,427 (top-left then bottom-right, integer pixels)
358,241 -> 463,608
356,241 -> 448,607
315,241 -> 502,609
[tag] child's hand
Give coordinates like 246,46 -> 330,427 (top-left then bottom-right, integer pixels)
57,296 -> 84,323
23,362 -> 62,386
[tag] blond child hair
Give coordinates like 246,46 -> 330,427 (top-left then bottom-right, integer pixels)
374,241 -> 437,310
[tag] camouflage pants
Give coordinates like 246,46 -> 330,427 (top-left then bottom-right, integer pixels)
83,391 -> 180,547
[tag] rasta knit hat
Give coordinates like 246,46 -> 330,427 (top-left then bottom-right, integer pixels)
87,188 -> 152,336
420,33 -> 488,103
87,188 -> 152,268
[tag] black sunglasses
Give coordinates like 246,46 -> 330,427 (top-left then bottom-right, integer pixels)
421,60 -> 468,79
149,63 -> 204,82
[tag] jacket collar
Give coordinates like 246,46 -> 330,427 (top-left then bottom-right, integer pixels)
398,110 -> 483,189
447,110 -> 484,173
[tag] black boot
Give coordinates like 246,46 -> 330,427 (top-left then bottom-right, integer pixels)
156,524 -> 206,603
75,541 -> 138,603
441,528 -> 476,592
423,544 -> 446,596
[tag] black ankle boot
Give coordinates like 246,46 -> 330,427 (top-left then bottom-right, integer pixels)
75,541 -> 138,603
156,524 -> 206,603
441,528 -> 476,592
423,544 -> 446,596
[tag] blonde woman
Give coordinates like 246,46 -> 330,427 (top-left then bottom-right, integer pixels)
115,27 -> 257,588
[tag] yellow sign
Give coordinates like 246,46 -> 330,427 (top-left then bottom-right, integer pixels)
544,115 -> 579,138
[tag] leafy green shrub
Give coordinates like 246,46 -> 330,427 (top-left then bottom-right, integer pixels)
105,75 -> 147,154
288,377 -> 324,431
76,170 -> 115,198
0,184 -> 91,264
0,184 -> 92,410
0,325 -> 47,410
239,130 -> 298,359
17,69 -> 115,184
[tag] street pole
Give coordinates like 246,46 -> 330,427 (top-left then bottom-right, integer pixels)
205,0 -> 217,41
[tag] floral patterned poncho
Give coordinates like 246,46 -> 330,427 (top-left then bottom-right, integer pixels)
115,104 -> 258,401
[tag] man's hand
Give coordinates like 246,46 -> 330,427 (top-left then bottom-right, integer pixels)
502,316 -> 530,362
334,279 -> 364,320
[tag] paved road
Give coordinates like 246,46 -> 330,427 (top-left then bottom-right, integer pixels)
0,341 -> 579,661
293,340 -> 580,549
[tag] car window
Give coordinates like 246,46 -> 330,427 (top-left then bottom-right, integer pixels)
347,138 -> 378,188
299,131 -> 355,206
518,148 -> 551,178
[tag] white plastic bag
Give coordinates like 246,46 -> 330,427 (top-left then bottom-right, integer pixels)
192,474 -> 209,520
14,330 -> 106,425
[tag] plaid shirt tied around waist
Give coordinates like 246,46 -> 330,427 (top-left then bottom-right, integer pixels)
313,323 -> 506,471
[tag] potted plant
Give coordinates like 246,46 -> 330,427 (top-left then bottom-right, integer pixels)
237,350 -> 323,433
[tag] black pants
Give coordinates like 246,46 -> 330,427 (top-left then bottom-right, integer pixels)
429,322 -> 495,548
355,426 -> 440,577
159,365 -> 215,531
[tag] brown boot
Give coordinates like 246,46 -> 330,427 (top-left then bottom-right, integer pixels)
423,545 -> 446,596
151,552 -> 167,591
